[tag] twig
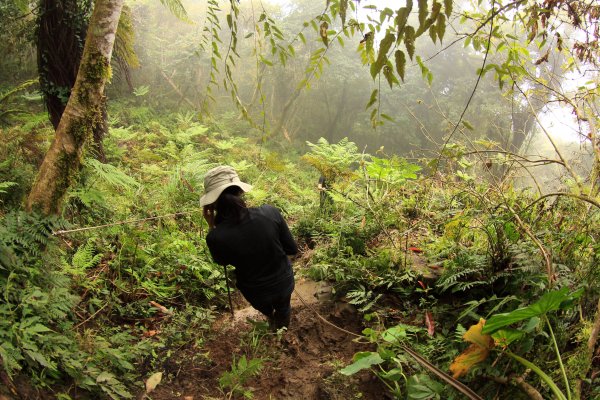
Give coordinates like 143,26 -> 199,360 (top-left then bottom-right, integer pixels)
425,0 -> 497,208
505,204 -> 554,284
524,192 -> 600,211
52,211 -> 197,235
515,82 -> 585,192
75,302 -> 109,329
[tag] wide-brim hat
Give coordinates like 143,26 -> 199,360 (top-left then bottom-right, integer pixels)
200,165 -> 252,206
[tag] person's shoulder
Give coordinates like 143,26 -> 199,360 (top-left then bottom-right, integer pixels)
255,204 -> 281,218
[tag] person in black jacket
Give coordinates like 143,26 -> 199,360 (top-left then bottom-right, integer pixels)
201,165 -> 298,329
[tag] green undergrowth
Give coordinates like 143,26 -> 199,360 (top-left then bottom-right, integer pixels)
1,107 -> 599,399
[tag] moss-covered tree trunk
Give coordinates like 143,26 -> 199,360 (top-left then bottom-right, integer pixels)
26,0 -> 124,215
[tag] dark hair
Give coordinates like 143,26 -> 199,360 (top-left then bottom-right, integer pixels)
215,185 -> 248,225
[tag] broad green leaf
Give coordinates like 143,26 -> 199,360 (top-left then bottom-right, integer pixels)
444,0 -> 452,17
429,24 -> 437,43
340,0 -> 348,25
492,328 -> 525,347
379,32 -> 395,57
25,323 -> 51,335
503,222 -> 519,241
382,324 -> 408,343
380,367 -> 404,381
418,0 -> 428,27
370,58 -> 385,79
380,7 -> 395,23
97,371 -> 115,383
383,65 -> 398,89
436,14 -> 446,42
340,351 -> 384,375
366,89 -> 378,109
371,32 -> 395,78
482,288 -> 582,334
404,26 -> 416,60
24,350 -> 54,370
523,317 -> 541,332
395,7 -> 410,42
298,32 -> 306,44
407,374 -> 444,399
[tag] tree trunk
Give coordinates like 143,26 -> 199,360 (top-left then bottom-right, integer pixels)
37,0 -> 107,161
26,0 -> 124,215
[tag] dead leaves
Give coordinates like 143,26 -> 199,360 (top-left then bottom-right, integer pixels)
145,372 -> 163,393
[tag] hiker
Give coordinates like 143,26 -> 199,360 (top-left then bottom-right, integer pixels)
201,165 -> 297,329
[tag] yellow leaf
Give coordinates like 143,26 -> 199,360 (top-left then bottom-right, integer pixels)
145,372 -> 163,393
449,343 -> 490,378
463,318 -> 494,349
449,319 -> 494,378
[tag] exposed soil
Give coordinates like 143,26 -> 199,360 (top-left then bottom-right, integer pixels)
147,278 -> 389,400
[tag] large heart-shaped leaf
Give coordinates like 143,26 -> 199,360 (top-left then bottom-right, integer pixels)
340,351 -> 384,375
482,288 -> 582,334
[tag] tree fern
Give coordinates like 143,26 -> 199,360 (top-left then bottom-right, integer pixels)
302,137 -> 362,181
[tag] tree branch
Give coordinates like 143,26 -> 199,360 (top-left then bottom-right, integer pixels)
488,375 -> 544,400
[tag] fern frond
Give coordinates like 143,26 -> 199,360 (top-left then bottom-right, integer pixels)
0,181 -> 17,194
158,0 -> 189,22
71,240 -> 103,272
84,159 -> 139,190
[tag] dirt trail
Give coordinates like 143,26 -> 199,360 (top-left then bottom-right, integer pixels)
149,278 -> 388,399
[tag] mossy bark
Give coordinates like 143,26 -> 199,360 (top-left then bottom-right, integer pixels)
26,0 -> 124,215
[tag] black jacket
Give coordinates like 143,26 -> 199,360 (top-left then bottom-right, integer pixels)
206,205 -> 297,295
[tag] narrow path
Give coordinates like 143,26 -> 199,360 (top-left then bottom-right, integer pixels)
149,278 -> 388,399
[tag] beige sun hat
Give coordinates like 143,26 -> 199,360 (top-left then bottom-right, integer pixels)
200,165 -> 252,206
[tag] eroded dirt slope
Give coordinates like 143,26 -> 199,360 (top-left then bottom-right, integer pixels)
148,278 -> 388,399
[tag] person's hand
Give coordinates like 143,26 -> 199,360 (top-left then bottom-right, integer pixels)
203,205 -> 216,229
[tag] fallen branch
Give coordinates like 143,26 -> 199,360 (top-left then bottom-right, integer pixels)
488,374 -> 543,400
159,70 -> 195,109
75,302 -> 109,329
149,301 -> 173,316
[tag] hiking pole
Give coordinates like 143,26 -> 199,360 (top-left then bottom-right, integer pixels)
223,265 -> 235,318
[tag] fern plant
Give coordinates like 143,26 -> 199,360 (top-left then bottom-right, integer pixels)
219,355 -> 264,399
0,212 -> 149,398
302,137 -> 362,182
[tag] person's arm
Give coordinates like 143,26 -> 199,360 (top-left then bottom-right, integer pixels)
206,232 -> 228,266
277,209 -> 298,256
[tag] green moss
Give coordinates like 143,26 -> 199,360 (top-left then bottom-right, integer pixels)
84,51 -> 111,84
